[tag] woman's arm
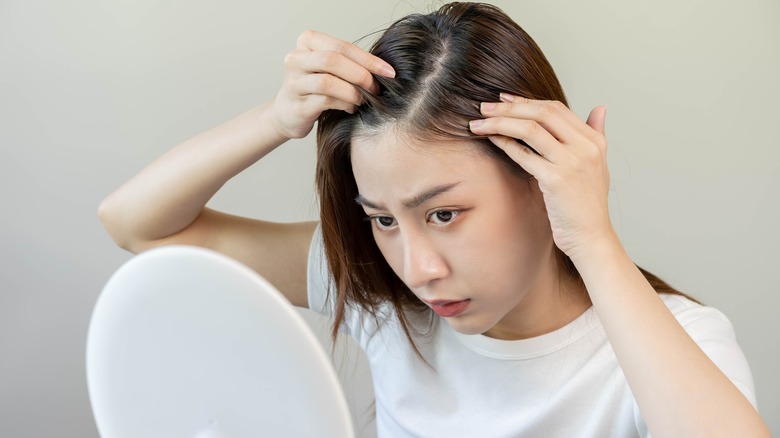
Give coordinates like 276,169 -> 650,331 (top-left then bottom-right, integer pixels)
98,30 -> 395,307
470,95 -> 770,437
99,101 -> 289,253
572,229 -> 767,437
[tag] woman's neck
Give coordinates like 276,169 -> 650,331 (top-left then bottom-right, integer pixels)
483,259 -> 591,341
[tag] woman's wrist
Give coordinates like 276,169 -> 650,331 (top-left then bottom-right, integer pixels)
201,101 -> 291,178
257,99 -> 294,146
565,227 -> 628,277
241,101 -> 291,157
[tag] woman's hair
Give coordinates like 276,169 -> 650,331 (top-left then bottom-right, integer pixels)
315,2 -> 695,346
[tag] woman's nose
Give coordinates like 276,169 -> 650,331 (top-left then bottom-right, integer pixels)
402,231 -> 450,289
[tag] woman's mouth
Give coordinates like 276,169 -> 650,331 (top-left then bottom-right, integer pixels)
425,299 -> 471,317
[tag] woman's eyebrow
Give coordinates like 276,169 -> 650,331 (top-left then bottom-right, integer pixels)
355,182 -> 461,210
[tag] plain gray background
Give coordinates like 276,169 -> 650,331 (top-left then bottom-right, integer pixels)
1,0 -> 778,436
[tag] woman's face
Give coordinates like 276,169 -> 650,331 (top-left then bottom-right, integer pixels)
350,130 -> 566,339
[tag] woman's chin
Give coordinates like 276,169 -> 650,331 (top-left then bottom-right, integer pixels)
443,316 -> 492,336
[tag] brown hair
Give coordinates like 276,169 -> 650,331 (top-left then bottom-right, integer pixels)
316,2 -> 695,346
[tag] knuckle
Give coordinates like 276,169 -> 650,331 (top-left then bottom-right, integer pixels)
339,41 -> 356,56
519,143 -> 536,156
323,95 -> 350,112
315,74 -> 333,91
303,95 -> 327,114
358,70 -> 373,88
332,39 -> 348,55
550,100 -> 567,111
283,51 -> 297,69
350,86 -> 363,104
537,102 -> 558,119
487,118 -> 503,132
321,51 -> 339,68
523,120 -> 542,136
297,30 -> 315,47
491,102 -> 511,114
317,95 -> 335,109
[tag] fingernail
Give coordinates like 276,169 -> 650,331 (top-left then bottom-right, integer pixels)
481,102 -> 496,112
469,119 -> 484,129
499,92 -> 515,102
381,65 -> 396,78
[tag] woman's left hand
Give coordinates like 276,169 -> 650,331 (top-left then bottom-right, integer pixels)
468,94 -> 614,262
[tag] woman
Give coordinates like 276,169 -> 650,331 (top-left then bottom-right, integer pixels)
99,2 -> 769,436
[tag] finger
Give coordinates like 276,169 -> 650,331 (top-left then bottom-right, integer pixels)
469,117 -> 563,162
297,30 -> 395,78
287,50 -> 379,94
300,94 -> 358,115
295,73 -> 364,107
480,98 -> 587,146
497,94 -> 605,146
487,135 -> 549,179
586,105 -> 607,135
585,106 -> 608,152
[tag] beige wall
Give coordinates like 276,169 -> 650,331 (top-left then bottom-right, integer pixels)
1,0 -> 778,435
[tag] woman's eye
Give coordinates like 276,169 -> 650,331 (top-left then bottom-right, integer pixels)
373,216 -> 397,229
428,210 -> 458,225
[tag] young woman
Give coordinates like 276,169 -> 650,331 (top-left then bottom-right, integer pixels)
99,3 -> 769,436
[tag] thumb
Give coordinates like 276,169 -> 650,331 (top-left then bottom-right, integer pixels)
586,105 -> 607,135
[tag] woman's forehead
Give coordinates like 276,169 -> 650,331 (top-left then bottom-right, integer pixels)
351,127 -> 485,160
349,130 -> 510,201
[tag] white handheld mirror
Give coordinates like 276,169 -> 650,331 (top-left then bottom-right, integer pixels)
86,245 -> 355,438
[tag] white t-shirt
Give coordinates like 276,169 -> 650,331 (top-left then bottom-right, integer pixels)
307,226 -> 757,437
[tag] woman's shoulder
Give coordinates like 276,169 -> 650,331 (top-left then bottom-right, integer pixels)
657,293 -> 757,408
659,293 -> 731,325
658,292 -> 736,336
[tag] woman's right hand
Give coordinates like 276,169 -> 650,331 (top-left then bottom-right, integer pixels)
99,31 -> 395,305
270,30 -> 396,139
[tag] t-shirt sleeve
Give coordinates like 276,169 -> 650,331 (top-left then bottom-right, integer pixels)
306,223 -> 335,317
668,295 -> 756,406
633,294 -> 758,436
306,224 -> 369,340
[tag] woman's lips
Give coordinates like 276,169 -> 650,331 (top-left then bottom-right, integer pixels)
425,299 -> 470,317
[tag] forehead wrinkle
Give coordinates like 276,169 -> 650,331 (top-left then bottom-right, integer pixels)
402,182 -> 461,209
350,126 -> 485,212
355,182 -> 462,211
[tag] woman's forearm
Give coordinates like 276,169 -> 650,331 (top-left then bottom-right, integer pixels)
98,31 -> 394,253
98,101 -> 288,251
571,233 -> 770,437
